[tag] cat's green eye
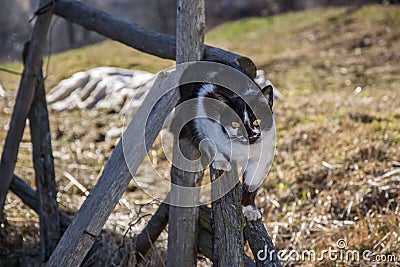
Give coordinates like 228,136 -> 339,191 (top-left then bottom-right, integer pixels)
253,119 -> 261,126
231,121 -> 240,128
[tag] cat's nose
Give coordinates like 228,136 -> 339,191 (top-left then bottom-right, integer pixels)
249,135 -> 259,140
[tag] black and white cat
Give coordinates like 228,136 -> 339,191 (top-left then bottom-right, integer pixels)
174,63 -> 275,221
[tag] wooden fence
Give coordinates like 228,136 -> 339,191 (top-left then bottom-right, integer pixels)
0,1 -> 281,266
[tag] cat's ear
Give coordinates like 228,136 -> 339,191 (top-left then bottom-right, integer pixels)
261,85 -> 273,110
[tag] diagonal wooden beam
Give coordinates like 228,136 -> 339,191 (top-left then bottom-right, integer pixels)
27,60 -> 60,261
10,175 -> 71,230
244,220 -> 282,267
45,70 -> 180,266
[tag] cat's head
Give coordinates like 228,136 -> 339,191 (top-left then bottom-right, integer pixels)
207,84 -> 274,144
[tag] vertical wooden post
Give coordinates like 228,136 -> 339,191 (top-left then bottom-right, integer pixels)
211,164 -> 245,267
0,0 -> 53,218
167,139 -> 204,266
175,0 -> 205,64
167,0 -> 205,266
27,62 -> 60,261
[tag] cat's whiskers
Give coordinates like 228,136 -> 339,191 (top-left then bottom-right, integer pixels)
225,136 -> 245,144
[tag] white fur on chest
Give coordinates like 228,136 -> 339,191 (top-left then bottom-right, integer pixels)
232,127 -> 275,162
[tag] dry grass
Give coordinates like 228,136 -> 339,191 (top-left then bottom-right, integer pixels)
0,4 -> 400,266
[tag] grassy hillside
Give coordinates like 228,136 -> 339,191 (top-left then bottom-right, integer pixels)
1,4 -> 399,266
207,5 -> 400,94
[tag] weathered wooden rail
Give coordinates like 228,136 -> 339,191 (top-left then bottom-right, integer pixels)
52,0 -> 256,79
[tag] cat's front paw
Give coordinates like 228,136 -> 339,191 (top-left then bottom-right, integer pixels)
212,153 -> 231,171
242,205 -> 262,221
212,160 -> 232,171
